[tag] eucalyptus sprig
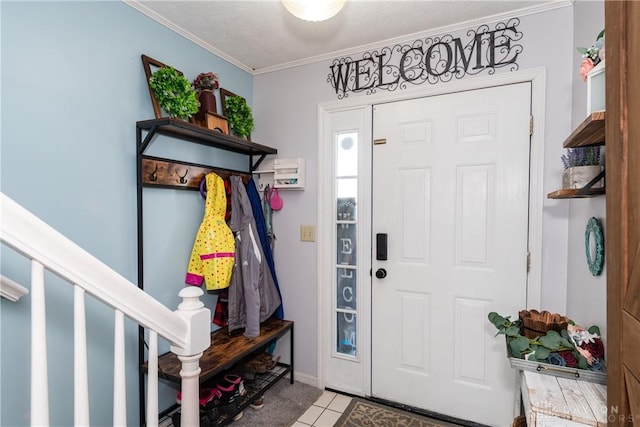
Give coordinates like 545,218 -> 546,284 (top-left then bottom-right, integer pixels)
488,312 -> 588,369
577,29 -> 605,64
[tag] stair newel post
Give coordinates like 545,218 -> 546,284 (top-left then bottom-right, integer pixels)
170,287 -> 211,427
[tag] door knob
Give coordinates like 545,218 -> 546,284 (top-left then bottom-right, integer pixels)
375,268 -> 387,279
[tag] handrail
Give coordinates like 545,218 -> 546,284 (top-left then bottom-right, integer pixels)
0,193 -> 188,348
1,274 -> 29,301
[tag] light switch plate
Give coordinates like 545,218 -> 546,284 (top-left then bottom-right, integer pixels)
300,225 -> 316,242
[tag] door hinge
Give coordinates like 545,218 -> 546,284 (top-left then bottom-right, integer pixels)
529,115 -> 534,136
526,252 -> 531,273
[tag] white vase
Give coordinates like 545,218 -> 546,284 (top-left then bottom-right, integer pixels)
562,165 -> 604,189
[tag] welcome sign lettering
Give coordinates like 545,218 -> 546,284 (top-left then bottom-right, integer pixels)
328,18 -> 523,98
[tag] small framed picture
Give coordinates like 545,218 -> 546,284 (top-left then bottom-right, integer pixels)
219,88 -> 239,117
219,88 -> 252,141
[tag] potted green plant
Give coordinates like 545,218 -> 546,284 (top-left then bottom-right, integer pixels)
561,146 -> 603,189
224,95 -> 254,139
149,66 -> 199,120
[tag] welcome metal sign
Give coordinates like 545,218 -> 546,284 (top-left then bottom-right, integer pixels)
328,18 -> 523,99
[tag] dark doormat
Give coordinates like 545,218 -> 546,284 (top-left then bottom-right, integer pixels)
335,398 -> 463,427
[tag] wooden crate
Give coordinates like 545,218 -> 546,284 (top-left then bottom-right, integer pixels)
205,112 -> 229,135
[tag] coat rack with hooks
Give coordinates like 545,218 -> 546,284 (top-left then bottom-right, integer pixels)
136,118 -> 280,425
141,156 -> 252,190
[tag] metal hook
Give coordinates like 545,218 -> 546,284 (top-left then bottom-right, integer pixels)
177,168 -> 189,184
149,164 -> 158,182
198,176 -> 208,200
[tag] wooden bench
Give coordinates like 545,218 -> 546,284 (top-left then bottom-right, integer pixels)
520,370 -> 607,426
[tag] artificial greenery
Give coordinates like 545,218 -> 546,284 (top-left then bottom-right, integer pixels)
224,95 -> 254,138
149,66 -> 199,120
561,146 -> 601,169
577,29 -> 605,65
488,312 -> 594,370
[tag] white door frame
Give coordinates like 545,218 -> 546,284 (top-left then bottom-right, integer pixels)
317,67 -> 546,394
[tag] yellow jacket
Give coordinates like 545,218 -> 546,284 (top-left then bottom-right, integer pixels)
185,172 -> 235,290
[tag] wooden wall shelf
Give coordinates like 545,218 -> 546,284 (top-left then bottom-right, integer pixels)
137,118 -> 277,173
563,111 -> 605,148
549,113 -> 606,199
547,188 -> 605,199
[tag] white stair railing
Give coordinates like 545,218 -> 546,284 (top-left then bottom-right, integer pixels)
0,193 -> 211,426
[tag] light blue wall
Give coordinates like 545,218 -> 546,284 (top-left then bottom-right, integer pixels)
1,1 -> 253,425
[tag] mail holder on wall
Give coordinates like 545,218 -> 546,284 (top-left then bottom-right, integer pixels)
252,158 -> 305,191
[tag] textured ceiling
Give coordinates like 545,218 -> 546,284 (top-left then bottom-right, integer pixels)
126,0 -> 567,74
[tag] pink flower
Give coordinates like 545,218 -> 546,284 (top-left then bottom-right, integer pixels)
576,346 -> 595,365
580,58 -> 595,82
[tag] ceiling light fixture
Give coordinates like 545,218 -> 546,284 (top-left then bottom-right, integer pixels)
282,0 -> 346,22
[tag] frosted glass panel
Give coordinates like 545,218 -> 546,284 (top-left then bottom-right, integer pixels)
337,224 -> 357,266
337,179 -> 357,202
336,132 -> 358,177
337,268 -> 356,310
334,130 -> 359,359
337,312 -> 357,356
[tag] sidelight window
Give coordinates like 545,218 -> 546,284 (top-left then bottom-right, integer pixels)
335,131 -> 358,357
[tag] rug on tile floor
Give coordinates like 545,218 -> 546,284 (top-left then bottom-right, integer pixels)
232,379 -> 322,426
334,398 -> 461,427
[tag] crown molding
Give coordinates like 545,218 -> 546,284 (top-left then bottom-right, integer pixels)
123,0 -> 573,76
123,0 -> 255,74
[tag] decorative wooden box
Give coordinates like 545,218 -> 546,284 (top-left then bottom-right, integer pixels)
205,112 -> 229,135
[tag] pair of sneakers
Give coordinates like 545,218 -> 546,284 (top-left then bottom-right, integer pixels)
223,371 -> 264,411
215,373 -> 246,421
176,374 -> 246,423
174,388 -> 222,426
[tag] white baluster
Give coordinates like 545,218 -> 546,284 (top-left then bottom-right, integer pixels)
74,286 -> 90,426
113,310 -> 126,426
146,330 -> 159,427
170,287 -> 211,427
177,354 -> 202,426
31,260 -> 49,427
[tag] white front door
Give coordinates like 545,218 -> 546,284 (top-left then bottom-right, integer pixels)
371,83 -> 532,426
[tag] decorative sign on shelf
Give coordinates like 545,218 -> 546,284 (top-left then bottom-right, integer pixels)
327,18 -> 523,99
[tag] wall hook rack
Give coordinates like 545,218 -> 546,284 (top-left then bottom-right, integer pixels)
149,163 -> 158,182
177,168 -> 189,184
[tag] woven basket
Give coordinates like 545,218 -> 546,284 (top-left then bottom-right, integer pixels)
518,309 -> 569,339
511,415 -> 527,427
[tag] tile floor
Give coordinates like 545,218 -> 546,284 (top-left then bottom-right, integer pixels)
292,390 -> 352,427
